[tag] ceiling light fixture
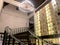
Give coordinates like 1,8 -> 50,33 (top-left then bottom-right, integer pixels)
18,0 -> 35,13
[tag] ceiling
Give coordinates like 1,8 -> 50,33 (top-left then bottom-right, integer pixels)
3,0 -> 51,14
30,0 -> 46,8
15,0 -> 51,11
16,0 -> 46,8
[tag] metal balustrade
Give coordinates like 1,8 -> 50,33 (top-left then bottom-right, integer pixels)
1,26 -> 60,45
0,32 -> 55,45
2,27 -> 26,45
0,33 -> 4,40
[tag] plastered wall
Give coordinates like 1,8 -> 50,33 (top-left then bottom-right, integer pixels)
0,4 -> 29,32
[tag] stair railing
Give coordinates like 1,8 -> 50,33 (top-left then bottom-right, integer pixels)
2,26 -> 26,45
28,29 -> 54,45
3,26 -> 57,45
0,32 -> 4,40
